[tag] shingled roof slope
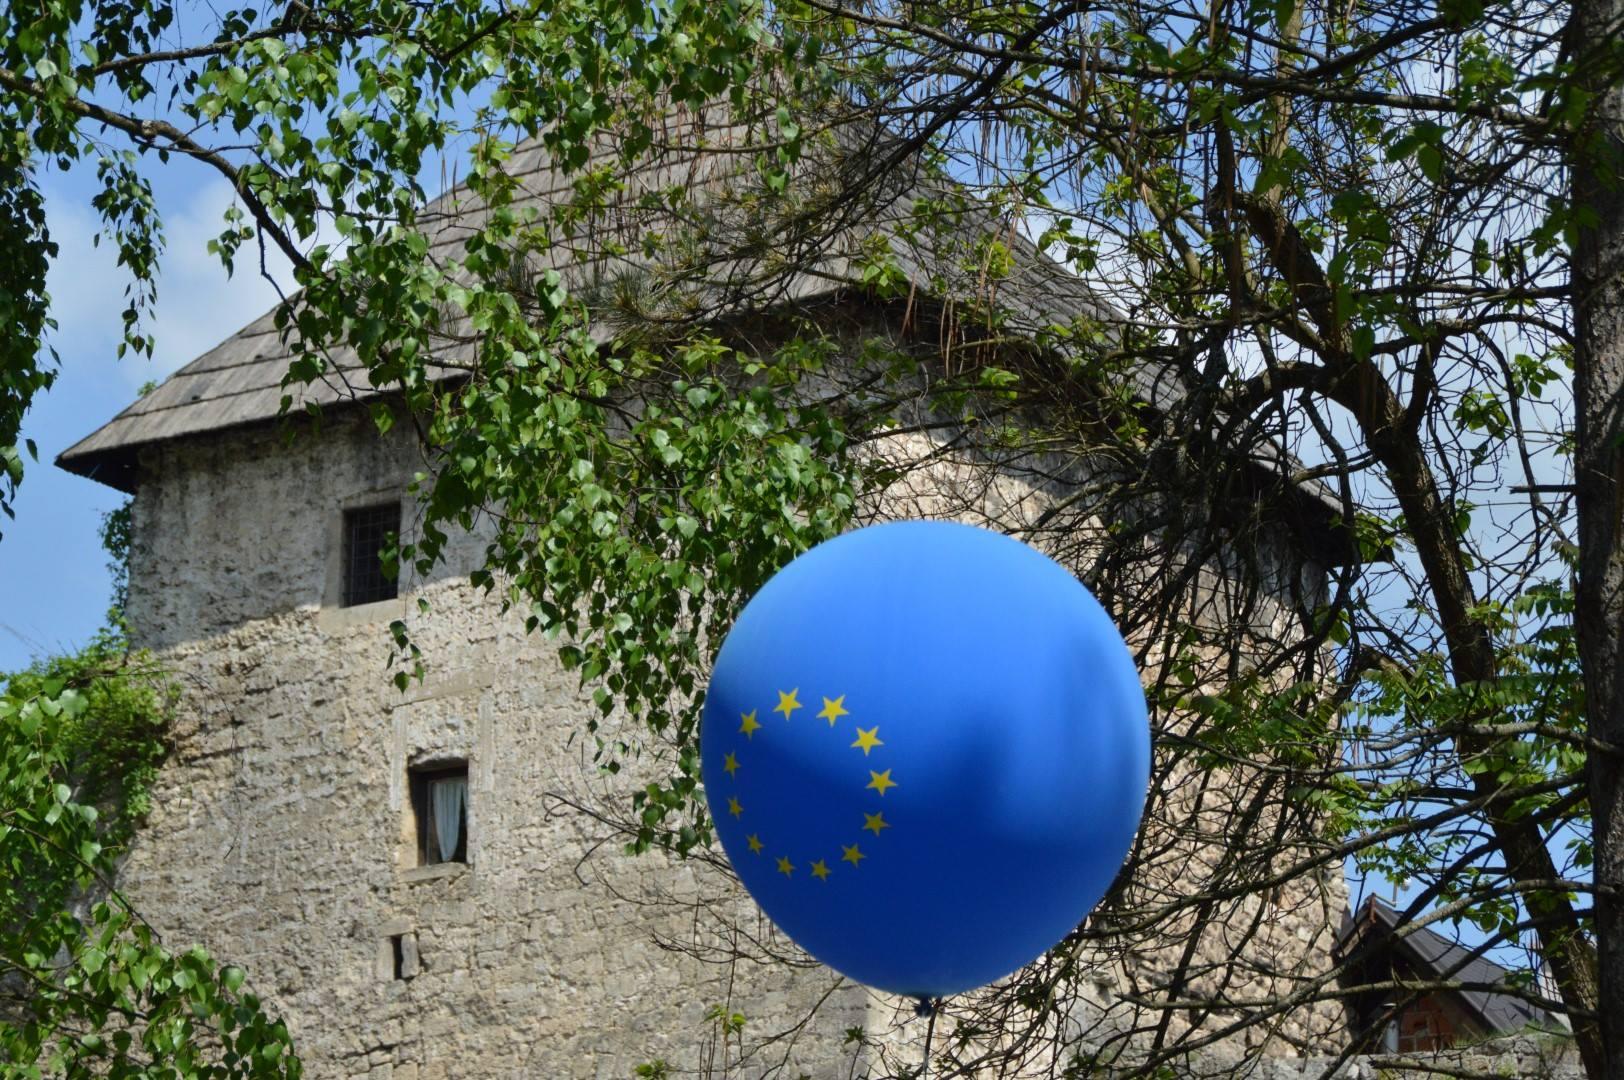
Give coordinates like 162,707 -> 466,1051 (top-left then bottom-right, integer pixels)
56,112 -> 1350,564
57,115 -> 1127,494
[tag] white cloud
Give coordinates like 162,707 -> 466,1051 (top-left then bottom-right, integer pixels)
39,196 -> 126,362
143,179 -> 302,381
42,175 -> 317,390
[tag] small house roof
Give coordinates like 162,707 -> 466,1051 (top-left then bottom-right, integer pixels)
1336,896 -> 1560,1036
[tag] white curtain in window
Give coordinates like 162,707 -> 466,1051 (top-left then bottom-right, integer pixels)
431,776 -> 467,862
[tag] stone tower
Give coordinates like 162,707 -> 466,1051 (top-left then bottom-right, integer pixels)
58,132 -> 1354,1078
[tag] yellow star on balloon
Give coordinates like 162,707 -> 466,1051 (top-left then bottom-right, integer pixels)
727,797 -> 743,818
739,710 -> 761,739
851,726 -> 883,755
723,752 -> 740,777
810,859 -> 831,881
774,688 -> 802,720
817,696 -> 849,725
866,769 -> 897,796
747,834 -> 764,855
841,844 -> 866,867
777,856 -> 795,877
863,812 -> 890,836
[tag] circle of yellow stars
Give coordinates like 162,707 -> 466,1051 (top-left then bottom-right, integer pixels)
723,688 -> 894,882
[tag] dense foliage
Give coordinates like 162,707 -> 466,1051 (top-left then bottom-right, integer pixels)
0,632 -> 302,1078
0,134 -> 54,537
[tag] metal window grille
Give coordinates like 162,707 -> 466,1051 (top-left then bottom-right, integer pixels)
342,503 -> 400,607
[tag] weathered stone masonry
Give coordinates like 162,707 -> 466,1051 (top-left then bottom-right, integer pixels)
117,413 -> 876,1078
92,392 -> 1354,1077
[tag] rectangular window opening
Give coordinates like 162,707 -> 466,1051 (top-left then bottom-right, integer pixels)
409,762 -> 469,866
342,503 -> 401,607
383,931 -> 418,980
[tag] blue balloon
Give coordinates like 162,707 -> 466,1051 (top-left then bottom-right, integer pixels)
701,520 -> 1150,997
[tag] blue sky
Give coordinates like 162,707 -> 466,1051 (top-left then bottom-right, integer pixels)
0,164 -> 301,672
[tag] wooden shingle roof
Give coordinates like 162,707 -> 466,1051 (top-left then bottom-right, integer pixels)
55,111 -> 1352,563
57,117 -> 1125,492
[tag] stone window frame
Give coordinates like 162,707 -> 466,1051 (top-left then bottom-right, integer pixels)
376,919 -> 420,981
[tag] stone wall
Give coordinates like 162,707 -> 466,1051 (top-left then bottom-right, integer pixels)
116,394 -> 1351,1076
857,423 -> 1354,1071
123,415 -> 882,1078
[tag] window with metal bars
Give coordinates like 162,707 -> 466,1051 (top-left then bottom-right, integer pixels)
341,503 -> 400,607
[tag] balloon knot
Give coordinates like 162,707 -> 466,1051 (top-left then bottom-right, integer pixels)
913,996 -> 936,1018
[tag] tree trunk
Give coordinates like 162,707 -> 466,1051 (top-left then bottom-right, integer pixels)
1571,0 -> 1624,1074
1233,171 -> 1611,1072
1328,363 -> 1607,1077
